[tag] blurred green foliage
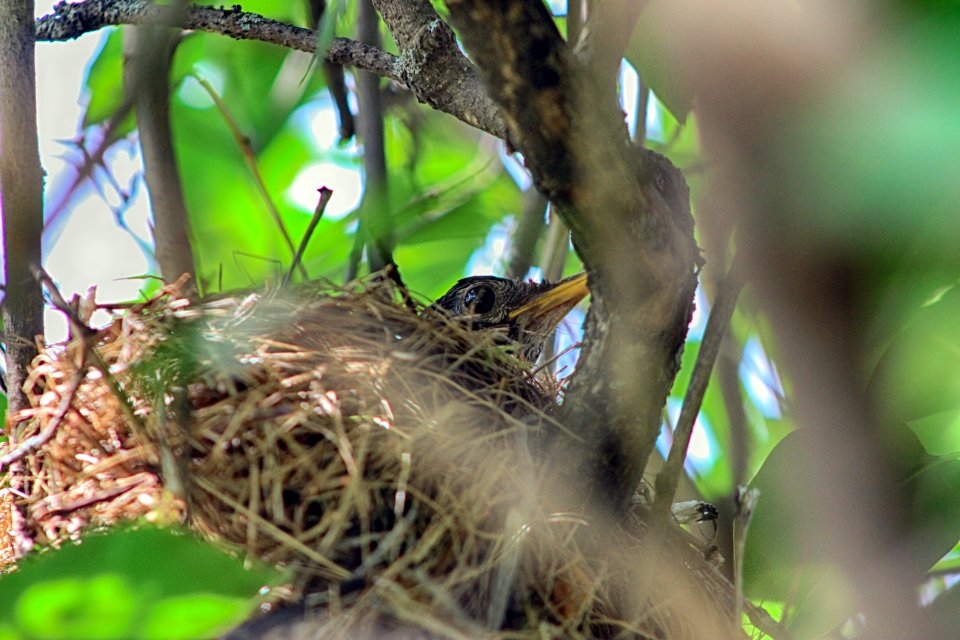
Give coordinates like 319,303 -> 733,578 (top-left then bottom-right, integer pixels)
9,0 -> 959,636
0,527 -> 279,640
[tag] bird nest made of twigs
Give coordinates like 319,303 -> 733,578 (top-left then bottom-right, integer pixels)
1,276 -> 743,639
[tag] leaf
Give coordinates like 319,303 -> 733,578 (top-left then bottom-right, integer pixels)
81,29 -> 131,132
142,594 -> 251,640
744,429 -> 960,637
741,431 -> 858,637
908,410 -> 960,457
15,574 -> 138,640
929,582 -> 960,631
0,527 -> 278,640
625,6 -> 695,124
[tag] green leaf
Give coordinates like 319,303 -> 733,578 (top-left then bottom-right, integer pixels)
929,581 -> 960,631
908,411 -> 960,456
142,594 -> 251,640
81,29 -> 132,133
908,457 -> 960,570
742,431 -> 857,637
16,574 -> 138,640
744,428 -> 960,637
625,7 -> 695,124
0,527 -> 278,640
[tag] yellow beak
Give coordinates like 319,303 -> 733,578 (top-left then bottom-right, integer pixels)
507,272 -> 590,323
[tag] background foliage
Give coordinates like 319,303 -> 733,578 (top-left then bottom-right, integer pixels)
2,0 -> 960,638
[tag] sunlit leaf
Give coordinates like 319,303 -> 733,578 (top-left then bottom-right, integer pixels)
16,574 -> 137,640
81,29 -> 132,134
0,527 -> 277,640
142,594 -> 251,640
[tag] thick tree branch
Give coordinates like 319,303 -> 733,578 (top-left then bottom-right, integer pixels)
369,0 -> 505,139
1,0 -> 45,416
444,0 -> 700,511
574,0 -> 647,86
35,0 -> 505,139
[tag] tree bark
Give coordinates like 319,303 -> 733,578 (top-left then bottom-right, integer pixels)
443,0 -> 700,511
124,22 -> 197,285
355,0 -> 392,273
1,0 -> 45,417
36,0 -> 505,139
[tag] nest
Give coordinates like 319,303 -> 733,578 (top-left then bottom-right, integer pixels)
1,277 -> 744,639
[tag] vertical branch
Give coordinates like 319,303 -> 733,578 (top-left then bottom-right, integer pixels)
653,264 -> 744,512
566,0 -> 583,42
124,18 -> 197,286
355,0 -> 392,273
538,208 -> 569,367
505,190 -> 547,279
1,0 -> 45,562
445,0 -> 700,512
0,0 -> 45,417
306,0 -> 355,141
633,78 -> 649,144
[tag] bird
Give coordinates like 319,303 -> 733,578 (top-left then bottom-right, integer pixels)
429,272 -> 589,362
9,271 -> 596,640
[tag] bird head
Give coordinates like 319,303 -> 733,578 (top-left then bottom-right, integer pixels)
430,272 -> 589,361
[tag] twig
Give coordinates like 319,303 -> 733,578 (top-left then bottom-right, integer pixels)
0,359 -> 86,474
733,486 -> 760,635
35,0 -> 398,80
538,206 -> 570,370
306,0 -> 355,140
505,190 -> 547,279
36,0 -> 506,139
44,94 -> 136,234
32,266 -> 150,442
355,0 -> 393,274
529,340 -> 581,379
283,187 -> 333,288
192,74 -> 305,280
653,260 -> 746,513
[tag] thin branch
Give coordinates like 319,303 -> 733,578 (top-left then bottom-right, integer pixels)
653,261 -> 746,513
192,74 -> 306,281
125,21 -> 196,285
1,0 -> 46,559
718,335 -> 749,487
505,190 -> 547,279
283,187 -> 333,288
35,0 -> 506,139
0,356 -> 86,474
355,0 -> 393,273
574,0 -> 648,85
538,207 -> 570,369
43,94 -> 135,234
306,0 -> 355,141
733,487 -> 760,636
36,0 -> 397,75
632,78 -> 649,144
33,266 -> 150,443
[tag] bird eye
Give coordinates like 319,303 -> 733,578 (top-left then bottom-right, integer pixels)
464,285 -> 496,314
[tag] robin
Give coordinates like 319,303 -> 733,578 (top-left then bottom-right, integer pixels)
430,272 -> 589,361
